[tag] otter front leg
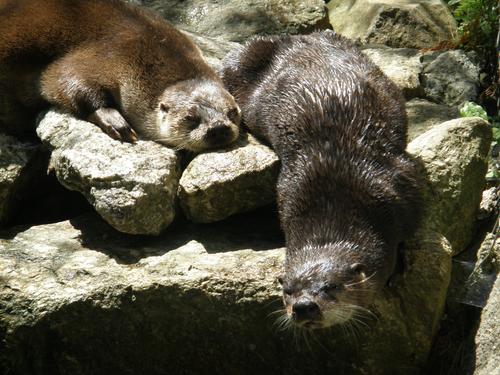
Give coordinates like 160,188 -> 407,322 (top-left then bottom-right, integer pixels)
86,107 -> 137,142
40,53 -> 138,142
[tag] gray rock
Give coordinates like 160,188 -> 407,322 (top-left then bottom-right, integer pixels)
36,111 -> 181,235
0,215 -> 451,375
474,278 -> 500,375
478,187 -> 499,220
406,98 -> 460,141
179,134 -> 279,223
362,46 -> 423,98
132,0 -> 328,42
328,0 -> 457,49
422,50 -> 481,106
408,117 -> 492,254
0,134 -> 43,225
0,117 -> 492,374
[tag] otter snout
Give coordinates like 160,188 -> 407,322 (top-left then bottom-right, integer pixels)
205,121 -> 235,146
292,299 -> 321,323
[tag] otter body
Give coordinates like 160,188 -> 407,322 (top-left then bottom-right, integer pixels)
0,0 -> 240,151
222,32 -> 422,329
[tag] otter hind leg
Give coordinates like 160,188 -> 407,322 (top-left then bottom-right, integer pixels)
40,50 -> 137,142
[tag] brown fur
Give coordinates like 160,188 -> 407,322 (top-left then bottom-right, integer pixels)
0,0 -> 240,150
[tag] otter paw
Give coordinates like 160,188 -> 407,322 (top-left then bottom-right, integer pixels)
87,107 -> 138,143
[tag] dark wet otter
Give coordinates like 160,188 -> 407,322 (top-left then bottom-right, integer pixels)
0,0 -> 240,151
222,31 -> 422,329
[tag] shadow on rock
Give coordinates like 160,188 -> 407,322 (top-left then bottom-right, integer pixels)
69,204 -> 284,264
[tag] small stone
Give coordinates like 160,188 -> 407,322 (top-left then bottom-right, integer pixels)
178,134 -> 279,223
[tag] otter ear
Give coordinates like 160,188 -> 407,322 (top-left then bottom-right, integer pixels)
160,103 -> 170,112
350,263 -> 367,279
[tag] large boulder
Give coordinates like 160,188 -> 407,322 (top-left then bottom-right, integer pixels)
131,0 -> 328,42
327,0 -> 457,49
178,134 -> 279,223
0,117 -> 491,374
36,111 -> 181,235
0,134 -> 44,225
407,117 -> 491,254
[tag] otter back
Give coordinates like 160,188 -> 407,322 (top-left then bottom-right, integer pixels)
222,32 -> 422,329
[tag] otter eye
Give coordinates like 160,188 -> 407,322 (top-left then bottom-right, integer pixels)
321,283 -> 339,294
227,108 -> 240,123
184,115 -> 200,129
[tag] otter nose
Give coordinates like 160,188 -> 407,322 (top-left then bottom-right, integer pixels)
292,300 -> 320,322
206,122 -> 232,144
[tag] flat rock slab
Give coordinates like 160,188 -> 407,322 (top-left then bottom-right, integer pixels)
36,111 -> 181,235
179,134 -> 279,223
132,0 -> 328,42
0,211 -> 451,375
328,0 -> 457,49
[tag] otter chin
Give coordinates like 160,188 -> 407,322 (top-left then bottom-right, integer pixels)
152,80 -> 240,152
222,31 -> 422,330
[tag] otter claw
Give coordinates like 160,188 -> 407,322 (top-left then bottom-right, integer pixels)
87,107 -> 137,143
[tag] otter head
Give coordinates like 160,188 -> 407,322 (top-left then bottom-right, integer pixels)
279,240 -> 390,330
155,79 -> 240,152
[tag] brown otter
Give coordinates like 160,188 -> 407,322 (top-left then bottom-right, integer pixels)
222,31 -> 422,329
0,0 -> 240,151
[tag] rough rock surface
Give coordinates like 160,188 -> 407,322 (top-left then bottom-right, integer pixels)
362,46 -> 481,106
406,98 -> 460,141
478,187 -> 499,220
36,111 -> 181,235
0,119 -> 492,375
474,272 -> 500,375
421,50 -> 481,106
328,0 -> 457,49
0,134 -> 43,225
179,134 -> 279,223
408,117 -> 492,254
130,0 -> 328,42
362,46 -> 423,98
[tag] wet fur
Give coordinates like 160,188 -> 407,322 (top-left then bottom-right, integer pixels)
222,32 -> 422,327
